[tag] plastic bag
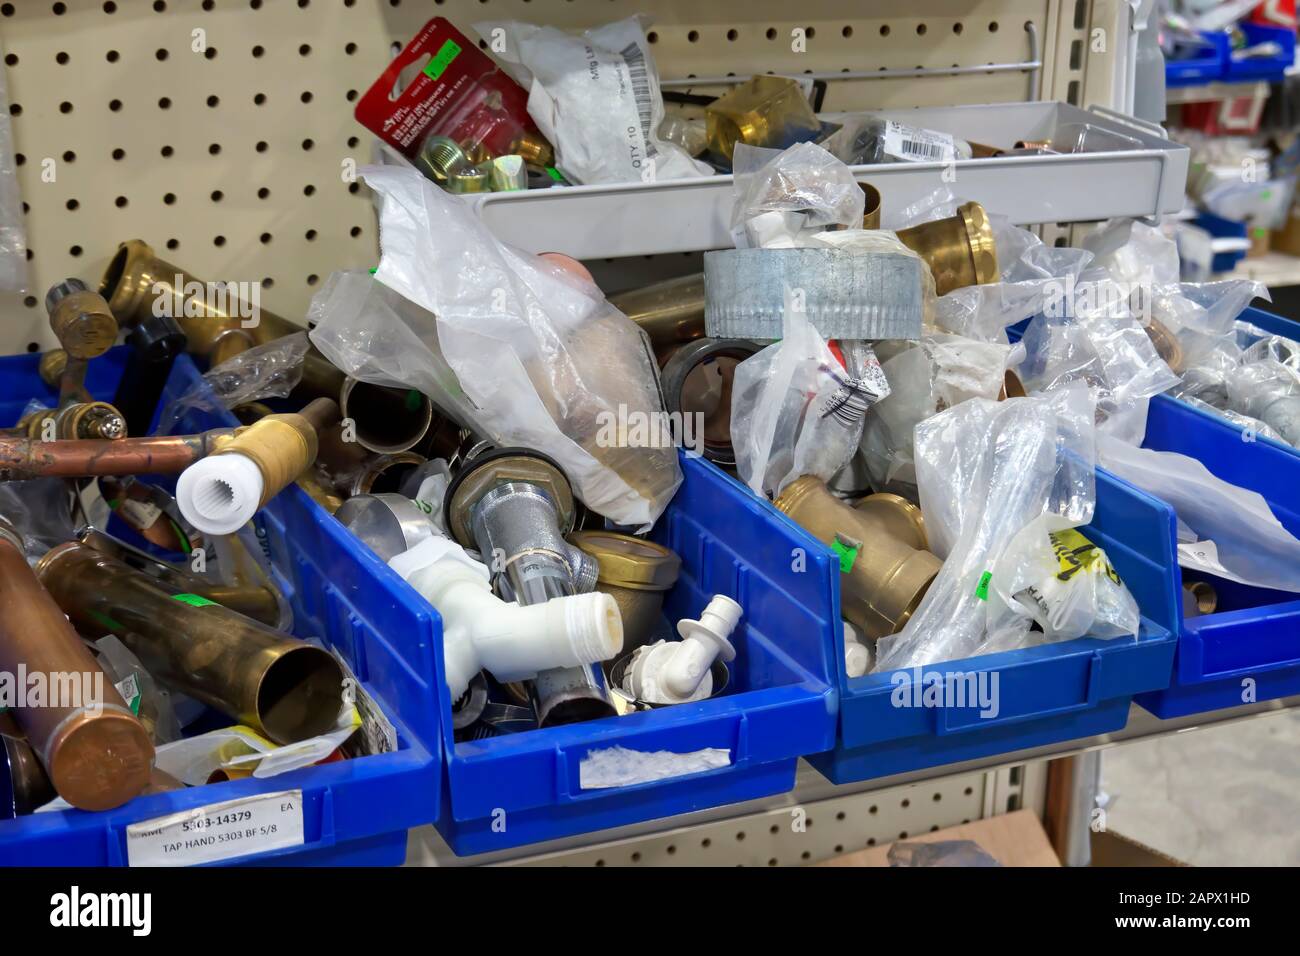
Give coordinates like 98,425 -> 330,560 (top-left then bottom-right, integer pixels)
311,165 -> 682,529
475,16 -> 710,185
888,839 -> 1000,867
730,288 -> 887,499
730,142 -> 866,248
0,479 -> 76,559
94,635 -> 182,745
156,332 -> 311,436
873,386 -> 1096,671
0,43 -> 27,293
1097,433 -> 1300,592
1223,339 -> 1300,446
860,335 -> 1022,496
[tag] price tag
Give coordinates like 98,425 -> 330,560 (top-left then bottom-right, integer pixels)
125,790 -> 304,867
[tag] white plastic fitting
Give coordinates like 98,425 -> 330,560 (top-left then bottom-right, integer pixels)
622,595 -> 741,705
388,536 -> 624,698
843,620 -> 873,679
176,452 -> 266,537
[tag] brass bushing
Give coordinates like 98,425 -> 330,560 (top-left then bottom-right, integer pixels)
567,531 -> 682,653
445,450 -> 576,549
775,477 -> 942,640
896,200 -> 999,296
859,182 -> 882,230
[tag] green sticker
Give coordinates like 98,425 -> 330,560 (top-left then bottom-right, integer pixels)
368,267 -> 378,275
89,609 -> 124,632
544,166 -> 565,182
830,539 -> 858,573
974,571 -> 992,601
171,593 -> 219,608
422,39 -> 462,81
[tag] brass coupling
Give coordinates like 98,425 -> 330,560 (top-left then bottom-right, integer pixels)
19,400 -> 127,441
567,531 -> 681,654
774,476 -> 942,640
896,200 -> 999,296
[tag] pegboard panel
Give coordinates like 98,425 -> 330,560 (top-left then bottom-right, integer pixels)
0,0 -> 1121,354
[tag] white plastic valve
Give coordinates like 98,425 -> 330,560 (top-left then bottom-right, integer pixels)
388,536 -> 624,698
622,595 -> 741,705
176,452 -> 266,537
843,620 -> 874,678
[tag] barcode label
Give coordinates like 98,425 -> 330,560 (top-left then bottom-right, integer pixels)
901,138 -> 944,160
819,375 -> 884,427
619,41 -> 658,159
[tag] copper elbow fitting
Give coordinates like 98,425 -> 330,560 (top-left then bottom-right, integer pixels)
774,477 -> 942,640
0,522 -> 154,811
896,200 -> 999,296
36,543 -> 345,744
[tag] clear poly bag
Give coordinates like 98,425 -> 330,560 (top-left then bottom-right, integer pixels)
0,43 -> 27,293
312,164 -> 682,529
0,479 -> 77,560
729,288 -> 887,499
730,142 -> 865,248
156,332 -> 311,436
475,16 -> 710,185
873,385 -> 1096,671
1097,433 -> 1300,593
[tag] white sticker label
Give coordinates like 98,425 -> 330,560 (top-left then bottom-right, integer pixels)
117,497 -> 164,529
125,790 -> 305,867
114,673 -> 141,715
882,119 -> 956,163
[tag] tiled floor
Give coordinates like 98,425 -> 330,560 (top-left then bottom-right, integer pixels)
1102,710 -> 1300,866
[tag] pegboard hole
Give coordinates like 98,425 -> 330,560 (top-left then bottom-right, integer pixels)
348,182 -> 360,194
205,48 -> 218,60
868,804 -> 878,814
103,0 -> 117,10
842,25 -> 853,38
207,95 -> 220,108
106,50 -> 120,63
114,196 -> 128,208
309,270 -> 323,284
8,104 -> 19,117
163,193 -> 177,205
65,199 -> 78,211
258,187 -> 271,199
301,91 -> 314,104
916,23 -> 927,36
254,93 -> 266,106
214,236 -> 226,247
687,30 -> 699,42
161,145 -> 174,158
56,52 -> 70,65
347,136 -> 359,148
345,43 -> 357,55
52,2 -> 66,13
726,28 -> 738,41
303,184 -> 316,196
26,342 -> 39,353
299,44 -> 312,57
202,0 -> 214,9
252,46 -> 265,58
0,5 -> 14,17
646,31 -> 657,43
954,22 -> 965,34
879,24 -> 891,36
210,190 -> 224,202
262,277 -> 274,289
153,0 -> 165,11
260,232 -> 272,244
166,238 -> 179,250
156,49 -> 169,62
112,148 -> 125,161
159,97 -> 172,109
350,226 -> 362,237
989,21 -> 1000,32
805,26 -> 816,38
305,229 -> 317,240
59,101 -> 73,114
109,99 -> 122,111
249,0 -> 261,8
69,245 -> 82,257
209,144 -> 222,156
3,54 -> 15,66
345,89 -> 358,102
61,150 -> 75,163
23,296 -> 37,308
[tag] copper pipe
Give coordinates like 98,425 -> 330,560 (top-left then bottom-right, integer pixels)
775,477 -> 942,640
0,521 -> 153,811
0,429 -> 237,481
338,379 -> 433,455
37,543 -> 345,744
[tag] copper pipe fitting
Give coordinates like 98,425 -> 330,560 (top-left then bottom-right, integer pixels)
0,429 -> 237,481
774,477 -> 942,640
99,239 -> 305,360
37,349 -> 68,389
859,182 -> 882,229
37,543 -> 346,744
566,531 -> 681,655
608,274 -> 707,352
346,451 -> 428,497
47,279 -> 117,361
338,379 -> 433,455
1183,580 -> 1218,617
896,201 -> 999,296
210,398 -> 338,508
0,521 -> 154,811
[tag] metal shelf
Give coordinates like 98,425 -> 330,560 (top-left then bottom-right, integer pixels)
407,695 -> 1300,865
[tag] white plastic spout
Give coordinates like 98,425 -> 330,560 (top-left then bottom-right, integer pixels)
388,536 -> 624,698
622,594 -> 741,705
176,452 -> 266,536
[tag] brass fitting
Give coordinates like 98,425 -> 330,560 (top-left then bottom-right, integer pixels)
896,200 -> 999,296
608,273 -> 707,353
1183,580 -> 1218,617
774,477 -> 942,640
99,239 -> 304,360
338,379 -> 434,454
705,75 -> 822,161
0,520 -> 154,811
36,542 -> 345,744
177,398 -> 339,535
46,278 -> 117,361
1145,317 -> 1185,375
20,400 -> 127,441
859,182 -> 882,230
37,349 -> 68,388
567,531 -> 681,654
345,451 -> 428,498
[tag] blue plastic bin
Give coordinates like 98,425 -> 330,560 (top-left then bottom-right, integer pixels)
431,455 -> 838,855
1134,392 -> 1300,717
1223,23 -> 1296,83
0,349 -> 442,866
1166,30 -> 1230,87
802,463 -> 1178,785
1193,211 -> 1251,274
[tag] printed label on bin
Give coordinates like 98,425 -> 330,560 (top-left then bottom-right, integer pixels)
125,790 -> 305,867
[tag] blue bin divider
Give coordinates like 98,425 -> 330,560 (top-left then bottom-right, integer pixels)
432,453 -> 837,855
1134,393 -> 1300,716
1223,23 -> 1296,82
799,458 -> 1177,785
1165,30 -> 1230,87
0,349 -> 442,866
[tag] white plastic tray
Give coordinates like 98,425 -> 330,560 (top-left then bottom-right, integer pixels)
468,101 -> 1188,259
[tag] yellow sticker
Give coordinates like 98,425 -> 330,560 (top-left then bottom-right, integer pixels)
1048,529 -> 1122,586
